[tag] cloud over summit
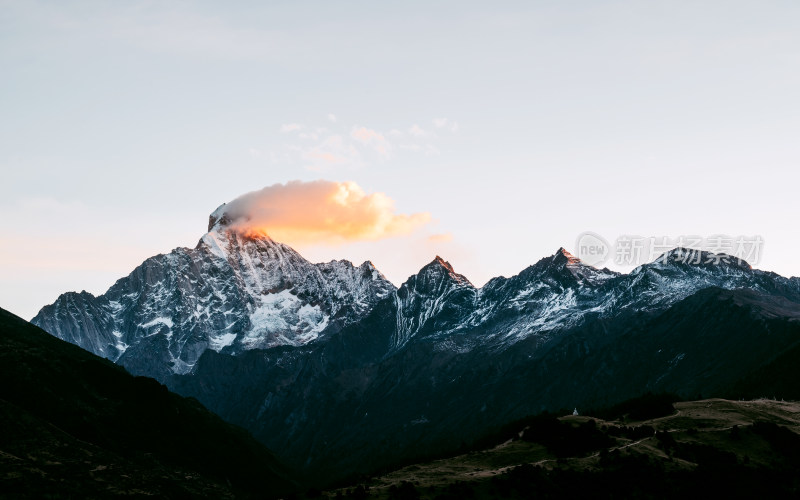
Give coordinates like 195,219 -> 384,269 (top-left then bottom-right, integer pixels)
213,180 -> 431,245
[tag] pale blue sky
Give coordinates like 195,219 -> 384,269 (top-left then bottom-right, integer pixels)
2,1 -> 799,319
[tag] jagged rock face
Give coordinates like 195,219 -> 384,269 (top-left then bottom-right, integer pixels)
32,218 -> 393,382
392,256 -> 477,349
31,207 -> 800,485
32,291 -> 119,360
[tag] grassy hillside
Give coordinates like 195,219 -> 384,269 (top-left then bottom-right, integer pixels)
327,398 -> 800,499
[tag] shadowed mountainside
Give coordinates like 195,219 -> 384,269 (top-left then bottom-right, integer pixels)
0,307 -> 295,499
169,284 -> 800,484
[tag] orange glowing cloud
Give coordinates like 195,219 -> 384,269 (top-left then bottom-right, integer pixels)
214,180 -> 431,245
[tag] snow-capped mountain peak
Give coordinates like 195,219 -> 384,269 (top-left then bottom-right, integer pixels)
651,247 -> 751,270
630,248 -> 754,283
414,256 -> 473,289
524,247 -> 619,287
553,247 -> 582,265
33,203 -> 397,381
208,202 -> 233,232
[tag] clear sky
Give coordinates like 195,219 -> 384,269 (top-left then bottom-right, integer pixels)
2,1 -> 799,320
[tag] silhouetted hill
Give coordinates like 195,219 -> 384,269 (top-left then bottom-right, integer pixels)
0,307 -> 295,499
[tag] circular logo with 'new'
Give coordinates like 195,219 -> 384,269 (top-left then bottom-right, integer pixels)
575,232 -> 610,267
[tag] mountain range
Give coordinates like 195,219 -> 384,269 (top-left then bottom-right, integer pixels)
32,204 -> 800,483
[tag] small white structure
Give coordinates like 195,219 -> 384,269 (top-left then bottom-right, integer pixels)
573,408 -> 579,416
